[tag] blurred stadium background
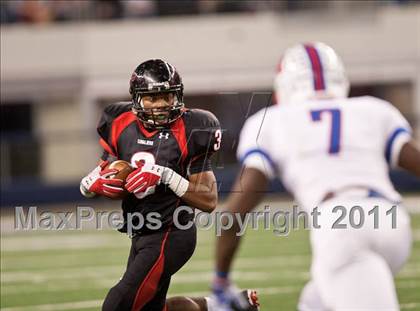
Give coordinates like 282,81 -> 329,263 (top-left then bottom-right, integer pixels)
1,1 -> 420,310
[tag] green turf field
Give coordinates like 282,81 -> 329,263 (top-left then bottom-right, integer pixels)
1,211 -> 420,310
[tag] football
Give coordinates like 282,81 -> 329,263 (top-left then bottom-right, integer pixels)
105,160 -> 134,199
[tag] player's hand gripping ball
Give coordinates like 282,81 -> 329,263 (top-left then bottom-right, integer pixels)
104,160 -> 134,199
125,164 -> 163,199
81,160 -> 133,200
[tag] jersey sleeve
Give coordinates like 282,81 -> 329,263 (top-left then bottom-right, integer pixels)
186,109 -> 222,175
381,100 -> 412,168
97,102 -> 131,161
236,109 -> 277,179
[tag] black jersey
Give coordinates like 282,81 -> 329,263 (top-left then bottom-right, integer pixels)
97,102 -> 221,232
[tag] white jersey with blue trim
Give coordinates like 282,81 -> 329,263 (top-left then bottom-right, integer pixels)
237,96 -> 412,211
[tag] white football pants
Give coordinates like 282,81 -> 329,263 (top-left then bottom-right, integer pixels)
298,197 -> 412,311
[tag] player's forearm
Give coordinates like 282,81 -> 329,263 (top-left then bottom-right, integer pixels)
399,140 -> 420,176
161,167 -> 218,212
181,182 -> 218,213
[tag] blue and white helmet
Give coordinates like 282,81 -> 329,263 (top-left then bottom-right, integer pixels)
274,42 -> 349,105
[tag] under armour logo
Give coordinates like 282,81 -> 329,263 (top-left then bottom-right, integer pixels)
159,132 -> 169,140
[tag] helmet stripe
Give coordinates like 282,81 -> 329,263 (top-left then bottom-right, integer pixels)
164,61 -> 173,79
304,44 -> 325,90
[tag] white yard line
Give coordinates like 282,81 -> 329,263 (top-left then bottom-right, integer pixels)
396,266 -> 420,278
2,225 -> 419,253
412,229 -> 420,241
2,264 -> 418,295
401,302 -> 420,310
172,271 -> 309,283
0,286 -> 301,311
0,299 -> 103,311
1,253 -> 419,285
179,255 -> 310,271
1,255 -> 311,284
1,254 -> 310,275
2,286 -> 418,311
1,234 -> 129,252
1,269 -> 310,285
170,286 -> 302,298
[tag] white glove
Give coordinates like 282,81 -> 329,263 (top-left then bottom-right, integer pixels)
125,164 -> 163,199
125,164 -> 189,199
80,162 -> 124,199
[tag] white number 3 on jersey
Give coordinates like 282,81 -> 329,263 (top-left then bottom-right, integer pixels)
214,129 -> 222,151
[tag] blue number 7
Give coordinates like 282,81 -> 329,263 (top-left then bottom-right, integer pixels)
310,108 -> 341,154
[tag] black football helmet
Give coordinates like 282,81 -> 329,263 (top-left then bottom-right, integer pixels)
129,59 -> 184,128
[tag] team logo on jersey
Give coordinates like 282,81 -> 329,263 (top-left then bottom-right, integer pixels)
137,139 -> 154,146
159,132 -> 170,140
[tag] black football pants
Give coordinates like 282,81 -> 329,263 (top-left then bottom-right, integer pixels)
102,225 -> 197,311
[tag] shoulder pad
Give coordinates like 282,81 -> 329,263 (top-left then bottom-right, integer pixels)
97,102 -> 133,156
103,102 -> 132,120
183,109 -> 220,129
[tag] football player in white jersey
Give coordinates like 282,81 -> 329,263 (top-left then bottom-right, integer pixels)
211,42 -> 420,310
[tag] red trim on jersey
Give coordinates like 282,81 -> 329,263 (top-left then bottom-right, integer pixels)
131,228 -> 171,311
171,117 -> 188,163
99,138 -> 116,157
137,119 -> 158,138
110,112 -> 137,155
304,44 -> 325,90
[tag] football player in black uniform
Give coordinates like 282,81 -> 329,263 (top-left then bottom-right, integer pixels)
80,60 -> 259,311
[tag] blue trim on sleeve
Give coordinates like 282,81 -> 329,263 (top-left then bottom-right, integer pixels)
385,127 -> 410,163
240,148 -> 277,173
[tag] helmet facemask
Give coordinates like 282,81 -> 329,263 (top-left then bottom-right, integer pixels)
132,90 -> 184,129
